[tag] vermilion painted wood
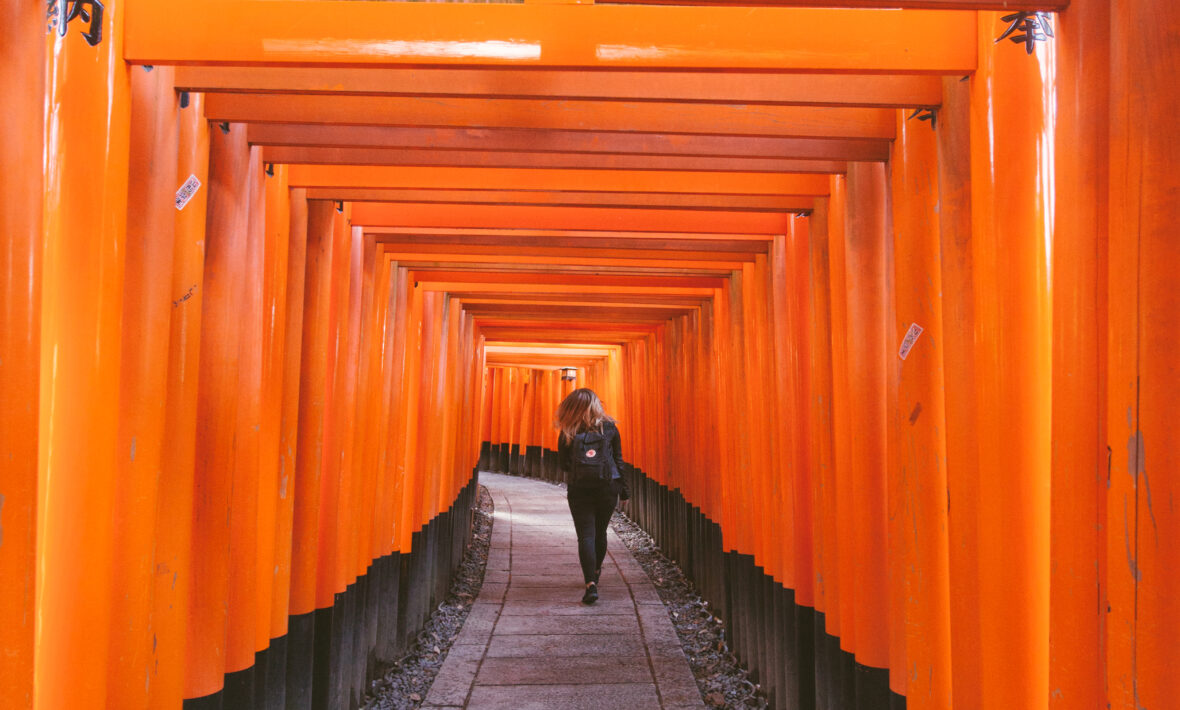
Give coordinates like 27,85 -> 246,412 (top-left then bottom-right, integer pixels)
842,162 -> 891,671
109,65 -> 180,709
806,200 -> 838,627
177,66 -> 942,107
970,13 -> 1053,706
271,185 -> 308,638
153,91 -> 210,710
256,164 -> 292,648
124,3 -> 976,73
265,146 -> 844,175
289,200 -> 337,616
936,75 -> 985,708
249,125 -> 891,162
1050,1 -> 1108,706
205,94 -> 897,140
357,203 -> 796,235
188,124 -> 251,699
603,0 -> 1067,8
0,4 -> 43,705
311,190 -> 815,213
371,231 -> 772,251
37,0 -> 131,703
826,175 -> 855,651
226,146 -> 266,674
890,111 -> 952,707
1107,1 -> 1180,705
295,166 -> 827,197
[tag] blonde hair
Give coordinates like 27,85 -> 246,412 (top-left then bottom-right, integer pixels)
554,388 -> 613,444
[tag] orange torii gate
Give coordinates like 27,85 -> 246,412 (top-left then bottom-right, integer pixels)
3,1 -> 1178,710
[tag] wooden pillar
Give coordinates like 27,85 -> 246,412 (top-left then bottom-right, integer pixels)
187,122 -> 251,702
890,111 -> 952,710
36,0 -> 131,703
152,91 -> 210,709
108,64 -> 180,709
843,162 -> 891,700
1051,0 -> 1110,706
286,199 -> 337,706
0,3 -> 44,705
970,12 -> 1055,707
1106,1 -> 1180,706
937,74 -> 984,710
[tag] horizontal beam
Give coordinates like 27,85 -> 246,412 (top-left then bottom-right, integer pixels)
368,227 -> 775,245
125,2 -> 976,73
601,0 -> 1065,9
390,257 -> 742,274
315,189 -> 814,213
264,146 -> 844,174
176,67 -> 942,107
289,166 -> 829,196
248,125 -> 891,162
354,203 -> 794,234
375,234 -> 768,255
207,94 -> 897,140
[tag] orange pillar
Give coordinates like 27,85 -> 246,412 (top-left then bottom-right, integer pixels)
269,185 -> 307,695
842,162 -> 891,691
108,64 -> 180,709
187,123 -> 251,701
1050,0 -> 1109,706
0,3 -> 44,705
256,163 -> 292,669
971,12 -> 1055,707
1106,1 -> 1180,706
937,75 -> 984,710
827,175 -> 857,668
36,0 -> 131,704
890,112 -> 952,709
152,91 -> 210,709
287,199 -> 337,704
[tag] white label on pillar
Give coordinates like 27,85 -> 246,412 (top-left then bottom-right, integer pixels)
175,174 -> 202,210
898,323 -> 924,360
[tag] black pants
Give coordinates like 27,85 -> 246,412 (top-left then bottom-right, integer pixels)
566,479 -> 618,585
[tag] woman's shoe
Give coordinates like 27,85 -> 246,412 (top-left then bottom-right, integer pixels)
582,582 -> 598,605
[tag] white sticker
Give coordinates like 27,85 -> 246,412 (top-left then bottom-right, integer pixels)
175,174 -> 201,210
898,323 -> 924,360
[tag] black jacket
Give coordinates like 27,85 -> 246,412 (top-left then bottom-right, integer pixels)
558,420 -> 623,479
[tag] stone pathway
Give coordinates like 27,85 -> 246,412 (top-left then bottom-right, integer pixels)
424,472 -> 706,710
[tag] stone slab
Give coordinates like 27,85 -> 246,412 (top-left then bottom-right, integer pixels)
475,655 -> 651,685
485,633 -> 645,658
466,683 -> 661,710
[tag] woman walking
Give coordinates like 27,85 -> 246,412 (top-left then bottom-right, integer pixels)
555,388 -> 627,604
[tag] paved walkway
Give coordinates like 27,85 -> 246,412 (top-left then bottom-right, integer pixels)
424,472 -> 705,709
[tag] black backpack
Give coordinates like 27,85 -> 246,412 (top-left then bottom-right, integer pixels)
568,427 -> 616,481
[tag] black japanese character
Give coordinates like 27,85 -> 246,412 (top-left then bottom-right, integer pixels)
996,12 -> 1054,55
46,0 -> 104,47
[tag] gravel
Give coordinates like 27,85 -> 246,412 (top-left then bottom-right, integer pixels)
611,506 -> 770,709
363,484 -> 494,710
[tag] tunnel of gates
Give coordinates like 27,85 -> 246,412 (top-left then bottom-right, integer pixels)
1,1 -> 1178,709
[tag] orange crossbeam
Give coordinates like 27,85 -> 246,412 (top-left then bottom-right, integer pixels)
311,190 -> 815,213
356,203 -> 793,234
411,270 -> 725,289
205,94 -> 896,140
176,67 -> 942,108
125,3 -> 976,73
264,147 -> 844,175
248,125 -> 891,162
291,166 -> 829,196
605,0 -> 1065,8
